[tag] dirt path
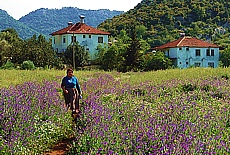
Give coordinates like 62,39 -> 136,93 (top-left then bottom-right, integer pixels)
44,114 -> 79,155
44,137 -> 75,155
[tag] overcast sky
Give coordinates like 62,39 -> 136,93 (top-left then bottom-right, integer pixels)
1,0 -> 142,20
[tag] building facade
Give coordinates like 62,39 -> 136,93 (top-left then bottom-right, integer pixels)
155,36 -> 221,68
50,16 -> 110,59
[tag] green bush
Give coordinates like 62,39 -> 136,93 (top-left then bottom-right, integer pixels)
21,60 -> 36,70
0,61 -> 15,70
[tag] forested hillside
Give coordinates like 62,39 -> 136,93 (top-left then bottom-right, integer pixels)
0,8 -> 123,39
18,7 -> 123,38
0,9 -> 40,40
98,0 -> 230,48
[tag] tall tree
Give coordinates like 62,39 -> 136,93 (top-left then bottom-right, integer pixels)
124,26 -> 142,71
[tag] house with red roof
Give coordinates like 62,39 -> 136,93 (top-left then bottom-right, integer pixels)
154,36 -> 222,68
50,15 -> 110,59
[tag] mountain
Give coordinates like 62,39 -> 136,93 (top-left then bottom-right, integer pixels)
0,9 -> 40,40
98,0 -> 230,48
18,7 -> 124,39
0,8 -> 124,39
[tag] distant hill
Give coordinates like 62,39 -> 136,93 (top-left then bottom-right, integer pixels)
98,0 -> 230,47
18,7 -> 124,39
0,9 -> 40,40
0,7 -> 124,39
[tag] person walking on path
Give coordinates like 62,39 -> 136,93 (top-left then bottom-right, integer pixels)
61,68 -> 82,114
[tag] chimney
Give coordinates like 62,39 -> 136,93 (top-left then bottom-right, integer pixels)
180,33 -> 185,37
79,15 -> 85,23
68,22 -> 73,26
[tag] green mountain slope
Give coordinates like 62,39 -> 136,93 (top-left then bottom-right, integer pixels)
98,0 -> 230,47
0,9 -> 40,40
19,7 -> 124,38
0,8 -> 123,39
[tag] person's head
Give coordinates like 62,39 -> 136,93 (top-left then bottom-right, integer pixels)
67,68 -> 73,77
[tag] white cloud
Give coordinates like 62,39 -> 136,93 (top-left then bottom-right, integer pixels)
0,0 -> 141,20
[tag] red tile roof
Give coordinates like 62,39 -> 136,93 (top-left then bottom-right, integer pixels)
155,36 -> 221,50
50,22 -> 110,35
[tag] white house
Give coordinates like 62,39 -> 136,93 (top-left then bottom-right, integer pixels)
50,15 -> 110,59
154,36 -> 222,68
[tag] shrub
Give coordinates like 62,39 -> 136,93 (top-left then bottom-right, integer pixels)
21,60 -> 36,70
0,61 -> 15,70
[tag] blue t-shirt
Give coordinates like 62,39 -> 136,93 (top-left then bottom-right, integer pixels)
61,76 -> 81,93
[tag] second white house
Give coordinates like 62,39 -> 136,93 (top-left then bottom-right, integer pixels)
154,36 -> 222,68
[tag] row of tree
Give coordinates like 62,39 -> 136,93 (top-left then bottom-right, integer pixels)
0,27 -> 173,72
0,28 -> 230,71
0,28 -> 62,69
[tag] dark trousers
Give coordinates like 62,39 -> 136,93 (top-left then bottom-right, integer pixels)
64,88 -> 79,111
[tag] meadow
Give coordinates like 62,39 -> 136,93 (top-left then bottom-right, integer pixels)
0,68 -> 230,154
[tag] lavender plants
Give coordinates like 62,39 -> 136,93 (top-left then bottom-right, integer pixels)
69,73 -> 230,154
0,81 -> 73,154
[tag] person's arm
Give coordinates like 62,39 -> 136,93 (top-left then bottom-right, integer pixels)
75,77 -> 82,96
61,77 -> 68,94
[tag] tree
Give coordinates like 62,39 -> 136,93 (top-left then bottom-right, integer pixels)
141,52 -> 172,71
94,44 -> 107,65
101,44 -> 125,71
124,26 -> 142,71
65,42 -> 90,68
0,40 -> 11,66
20,34 -> 61,68
219,48 -> 230,67
0,28 -> 22,66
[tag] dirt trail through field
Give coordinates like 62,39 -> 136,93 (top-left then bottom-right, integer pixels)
44,137 -> 75,155
44,114 -> 79,155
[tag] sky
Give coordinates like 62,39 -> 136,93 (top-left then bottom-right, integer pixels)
1,0 -> 142,20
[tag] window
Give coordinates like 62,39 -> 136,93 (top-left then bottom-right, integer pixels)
186,62 -> 189,65
194,62 -> 201,67
206,49 -> 210,56
63,37 -> 66,43
53,38 -> 55,44
186,47 -> 189,51
89,35 -> 91,38
179,47 -> 182,50
207,49 -> 214,56
208,62 -> 214,68
211,49 -> 214,56
98,37 -> 103,43
71,36 -> 76,42
195,49 -> 201,56
83,35 -> 86,38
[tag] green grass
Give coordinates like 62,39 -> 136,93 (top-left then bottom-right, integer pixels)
0,69 -> 105,88
1,67 -> 230,88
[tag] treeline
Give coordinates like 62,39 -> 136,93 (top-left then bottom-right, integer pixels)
0,28 -> 172,71
1,28 -> 229,71
0,28 -> 62,70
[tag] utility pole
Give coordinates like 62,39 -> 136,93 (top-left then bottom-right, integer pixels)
72,32 -> 75,70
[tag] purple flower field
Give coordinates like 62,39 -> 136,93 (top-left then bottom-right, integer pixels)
0,80 -> 73,154
0,72 -> 229,154
69,73 -> 230,154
